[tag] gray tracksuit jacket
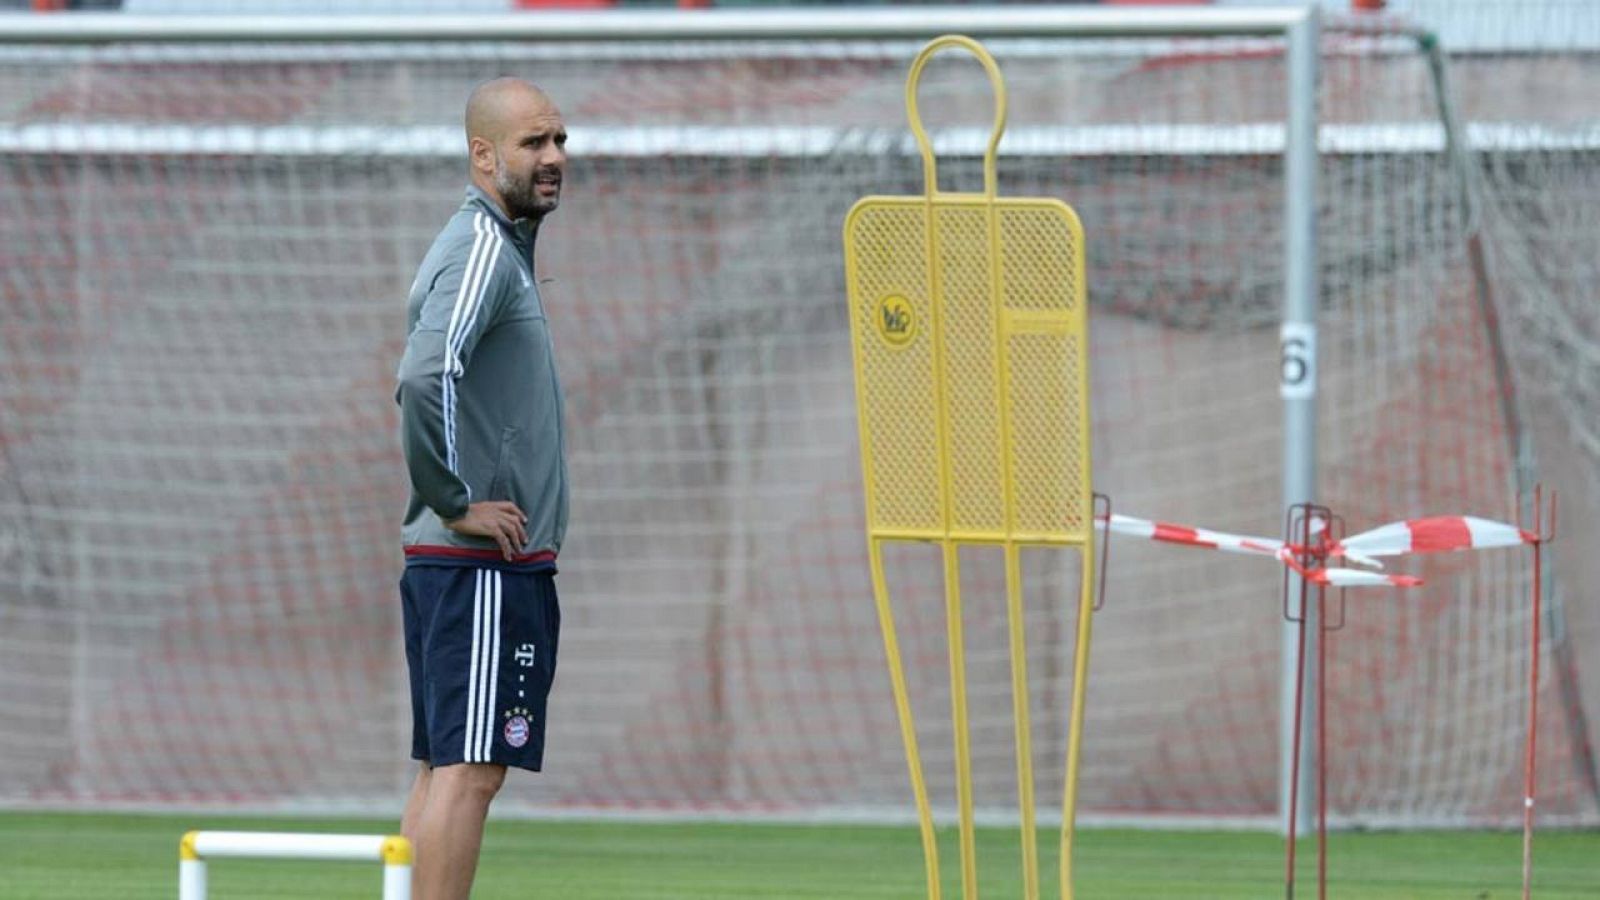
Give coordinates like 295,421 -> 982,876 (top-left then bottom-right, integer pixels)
396,185 -> 568,571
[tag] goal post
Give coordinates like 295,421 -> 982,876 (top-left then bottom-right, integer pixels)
1279,5 -> 1320,840
2,5 -> 1594,840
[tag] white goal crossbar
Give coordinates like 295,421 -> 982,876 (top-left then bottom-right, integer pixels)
0,8 -> 1308,44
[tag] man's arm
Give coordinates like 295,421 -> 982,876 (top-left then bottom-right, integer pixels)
396,221 -> 527,557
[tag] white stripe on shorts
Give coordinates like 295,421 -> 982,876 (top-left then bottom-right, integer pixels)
463,569 -> 484,762
481,570 -> 503,762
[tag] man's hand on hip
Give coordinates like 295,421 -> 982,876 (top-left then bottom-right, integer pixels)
445,501 -> 529,561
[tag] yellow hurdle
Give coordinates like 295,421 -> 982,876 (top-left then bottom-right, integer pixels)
842,35 -> 1095,900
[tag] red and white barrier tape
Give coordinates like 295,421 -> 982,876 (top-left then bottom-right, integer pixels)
1095,512 -> 1412,587
1330,516 -> 1536,568
1093,511 -> 1532,590
1279,552 -> 1425,588
1096,513 -> 1284,558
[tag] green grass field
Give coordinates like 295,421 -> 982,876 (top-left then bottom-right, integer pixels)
1,811 -> 1594,898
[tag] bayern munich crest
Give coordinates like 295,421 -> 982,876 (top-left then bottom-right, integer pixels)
504,713 -> 531,749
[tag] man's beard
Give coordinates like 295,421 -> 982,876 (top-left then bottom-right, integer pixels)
495,155 -> 560,221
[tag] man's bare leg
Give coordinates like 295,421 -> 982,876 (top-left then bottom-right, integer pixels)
410,762 -> 506,900
400,762 -> 432,845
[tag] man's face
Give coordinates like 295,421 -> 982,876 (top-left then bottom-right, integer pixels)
493,107 -> 567,222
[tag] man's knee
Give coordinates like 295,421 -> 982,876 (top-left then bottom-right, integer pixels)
437,763 -> 506,803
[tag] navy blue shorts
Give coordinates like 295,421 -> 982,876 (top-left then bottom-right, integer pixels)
401,566 -> 560,771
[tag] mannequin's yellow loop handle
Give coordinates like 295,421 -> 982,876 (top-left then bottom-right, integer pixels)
905,34 -> 1008,200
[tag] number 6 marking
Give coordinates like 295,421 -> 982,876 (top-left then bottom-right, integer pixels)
1280,323 -> 1316,399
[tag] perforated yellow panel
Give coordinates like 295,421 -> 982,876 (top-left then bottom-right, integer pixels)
844,196 -> 1089,545
847,204 -> 943,534
937,205 -> 1006,536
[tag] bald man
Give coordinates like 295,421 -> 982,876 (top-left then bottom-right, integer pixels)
394,78 -> 569,900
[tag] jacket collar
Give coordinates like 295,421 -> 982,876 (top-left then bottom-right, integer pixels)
465,183 -> 537,248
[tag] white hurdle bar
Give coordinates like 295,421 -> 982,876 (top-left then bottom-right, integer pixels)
179,831 -> 412,900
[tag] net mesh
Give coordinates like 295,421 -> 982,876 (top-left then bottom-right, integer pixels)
0,12 -> 1596,828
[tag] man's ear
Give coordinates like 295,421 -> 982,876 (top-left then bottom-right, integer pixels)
468,136 -> 495,175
